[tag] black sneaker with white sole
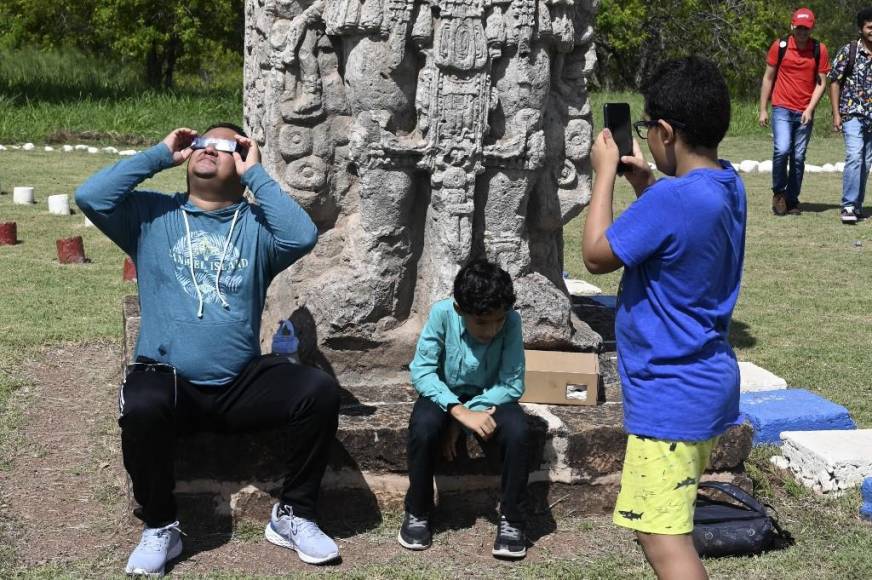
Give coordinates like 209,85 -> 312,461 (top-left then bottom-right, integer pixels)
397,512 -> 431,550
842,206 -> 859,224
492,516 -> 526,559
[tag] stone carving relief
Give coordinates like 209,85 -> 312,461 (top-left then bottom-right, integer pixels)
246,0 -> 601,378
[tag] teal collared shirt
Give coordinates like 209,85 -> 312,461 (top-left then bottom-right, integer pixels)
410,299 -> 525,411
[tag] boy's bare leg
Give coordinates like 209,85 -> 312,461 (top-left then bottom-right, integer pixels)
636,532 -> 707,580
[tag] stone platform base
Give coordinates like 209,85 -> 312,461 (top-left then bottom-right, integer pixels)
164,400 -> 752,523
740,389 -> 856,445
773,430 -> 872,493
122,296 -> 754,523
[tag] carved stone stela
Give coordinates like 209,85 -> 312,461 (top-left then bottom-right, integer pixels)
246,0 -> 600,378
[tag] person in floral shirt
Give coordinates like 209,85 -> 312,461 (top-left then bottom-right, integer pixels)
829,7 -> 872,224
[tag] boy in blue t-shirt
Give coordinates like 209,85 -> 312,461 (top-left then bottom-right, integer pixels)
583,57 -> 746,579
398,259 -> 529,559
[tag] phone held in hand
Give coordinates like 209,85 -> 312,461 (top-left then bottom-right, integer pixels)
603,102 -> 633,175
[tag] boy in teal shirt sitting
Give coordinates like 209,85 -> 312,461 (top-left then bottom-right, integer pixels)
584,57 -> 745,579
398,259 -> 529,559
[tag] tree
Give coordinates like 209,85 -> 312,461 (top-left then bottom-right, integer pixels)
594,0 -> 792,97
92,0 -> 243,89
0,0 -> 244,89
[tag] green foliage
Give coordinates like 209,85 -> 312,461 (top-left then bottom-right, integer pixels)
0,48 -> 241,143
595,0 -> 789,97
0,47 -> 146,103
593,1 -> 872,99
0,0 -> 243,88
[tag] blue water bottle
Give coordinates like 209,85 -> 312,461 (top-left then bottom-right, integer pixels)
272,319 -> 300,364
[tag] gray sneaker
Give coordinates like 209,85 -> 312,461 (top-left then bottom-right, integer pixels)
124,521 -> 183,576
492,516 -> 527,559
265,503 -> 340,564
397,511 -> 431,550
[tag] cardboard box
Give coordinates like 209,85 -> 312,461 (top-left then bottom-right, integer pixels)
520,350 -> 601,406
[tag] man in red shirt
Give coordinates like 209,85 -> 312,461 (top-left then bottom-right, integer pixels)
759,8 -> 829,215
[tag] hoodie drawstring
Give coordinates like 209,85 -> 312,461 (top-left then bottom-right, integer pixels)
214,207 -> 240,310
182,206 -> 240,319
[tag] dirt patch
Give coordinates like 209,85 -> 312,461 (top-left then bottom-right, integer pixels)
2,342 -> 638,577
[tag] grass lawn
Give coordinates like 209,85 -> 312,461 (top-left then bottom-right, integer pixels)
1,133 -> 872,577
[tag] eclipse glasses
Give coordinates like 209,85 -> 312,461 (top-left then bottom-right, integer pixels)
190,136 -> 247,160
191,136 -> 240,154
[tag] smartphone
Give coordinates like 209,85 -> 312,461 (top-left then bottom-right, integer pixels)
603,103 -> 633,175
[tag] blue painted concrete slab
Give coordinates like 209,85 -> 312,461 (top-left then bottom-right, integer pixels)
739,389 -> 856,445
862,478 -> 872,521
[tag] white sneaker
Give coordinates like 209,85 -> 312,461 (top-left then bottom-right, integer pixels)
125,521 -> 183,576
265,503 -> 339,564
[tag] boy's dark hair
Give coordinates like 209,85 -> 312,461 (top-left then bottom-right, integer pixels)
453,259 -> 516,315
641,56 -> 730,149
857,7 -> 872,28
205,122 -> 247,137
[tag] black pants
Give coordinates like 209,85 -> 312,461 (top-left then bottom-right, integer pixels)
404,397 -> 529,522
119,355 -> 340,527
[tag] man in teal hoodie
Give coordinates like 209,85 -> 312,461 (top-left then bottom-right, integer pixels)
76,124 -> 341,574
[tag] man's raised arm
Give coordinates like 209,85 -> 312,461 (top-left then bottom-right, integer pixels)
75,128 -> 196,255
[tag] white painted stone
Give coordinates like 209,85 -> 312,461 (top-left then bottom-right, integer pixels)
13,186 -> 35,205
87,147 -> 98,154
11,145 -> 21,150
62,145 -> 74,152
806,164 -> 823,173
44,146 -> 54,152
565,278 -> 602,297
738,160 -> 758,173
47,194 -> 71,215
822,163 -> 836,173
0,145 -> 6,151
738,361 -> 788,392
776,430 -> 872,493
758,160 -> 773,173
119,149 -> 137,156
102,146 -> 118,154
22,143 -> 34,151
74,144 -> 88,151
769,455 -> 789,470
836,162 -> 846,172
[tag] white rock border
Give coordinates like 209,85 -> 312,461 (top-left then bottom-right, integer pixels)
0,144 -> 849,169
0,142 -> 140,157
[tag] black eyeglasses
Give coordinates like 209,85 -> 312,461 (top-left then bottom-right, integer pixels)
633,119 -> 686,140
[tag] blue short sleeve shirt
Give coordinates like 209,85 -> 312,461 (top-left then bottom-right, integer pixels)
605,162 -> 747,441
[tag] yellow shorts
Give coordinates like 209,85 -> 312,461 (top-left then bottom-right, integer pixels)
612,434 -> 718,535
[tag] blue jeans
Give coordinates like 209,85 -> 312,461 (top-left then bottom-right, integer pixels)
772,106 -> 813,208
841,117 -> 872,211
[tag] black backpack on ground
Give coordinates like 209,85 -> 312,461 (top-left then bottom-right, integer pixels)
692,481 -> 792,558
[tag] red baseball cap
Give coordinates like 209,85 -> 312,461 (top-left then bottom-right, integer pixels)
792,8 -> 815,29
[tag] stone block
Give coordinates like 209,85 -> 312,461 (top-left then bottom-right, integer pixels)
121,295 -> 140,372
738,361 -> 787,392
564,278 -> 602,297
862,478 -> 872,521
572,297 -> 616,351
740,389 -> 856,445
775,430 -> 872,493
